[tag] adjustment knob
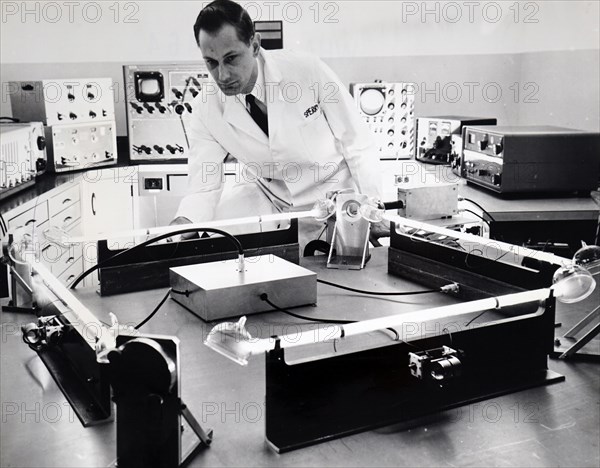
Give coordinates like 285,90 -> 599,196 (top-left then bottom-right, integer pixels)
36,136 -> 46,150
479,136 -> 489,151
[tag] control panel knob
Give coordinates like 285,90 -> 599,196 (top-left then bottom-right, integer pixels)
153,145 -> 165,155
36,136 -> 46,150
479,136 -> 489,150
143,103 -> 155,114
89,111 -> 97,118
69,112 -> 77,120
494,143 -> 503,155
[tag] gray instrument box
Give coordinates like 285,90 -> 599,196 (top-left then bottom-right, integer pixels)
169,255 -> 317,321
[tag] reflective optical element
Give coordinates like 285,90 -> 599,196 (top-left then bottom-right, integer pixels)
359,197 -> 385,223
43,226 -> 70,247
311,198 -> 336,222
552,264 -> 596,304
573,242 -> 600,273
204,317 -> 256,366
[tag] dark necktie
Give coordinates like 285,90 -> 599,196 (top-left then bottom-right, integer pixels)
245,94 -> 269,136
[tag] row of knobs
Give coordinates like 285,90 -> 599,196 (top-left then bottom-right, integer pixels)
130,102 -> 192,115
477,135 -> 503,155
133,144 -> 184,155
60,151 -> 113,165
57,109 -> 108,121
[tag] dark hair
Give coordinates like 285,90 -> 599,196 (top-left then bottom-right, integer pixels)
193,0 -> 255,46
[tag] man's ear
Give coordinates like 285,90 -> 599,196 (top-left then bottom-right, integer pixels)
252,33 -> 261,56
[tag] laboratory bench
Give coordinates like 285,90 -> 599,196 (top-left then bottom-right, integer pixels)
1,249 -> 599,467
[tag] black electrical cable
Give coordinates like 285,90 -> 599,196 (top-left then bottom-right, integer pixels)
178,78 -> 192,149
134,288 -> 172,330
459,197 -> 496,223
316,278 -> 440,296
260,294 -> 402,343
463,209 -> 491,227
69,227 -> 243,290
464,310 -> 489,327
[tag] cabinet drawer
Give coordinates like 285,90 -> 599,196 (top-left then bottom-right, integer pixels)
7,202 -> 49,231
53,202 -> 81,230
56,256 -> 83,286
49,184 -> 80,218
40,242 -> 83,276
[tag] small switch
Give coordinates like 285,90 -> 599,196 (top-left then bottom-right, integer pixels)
144,178 -> 163,190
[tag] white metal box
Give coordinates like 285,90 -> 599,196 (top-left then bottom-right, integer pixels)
396,182 -> 459,220
0,122 -> 47,200
350,82 -> 416,160
45,121 -> 117,172
9,78 -> 115,126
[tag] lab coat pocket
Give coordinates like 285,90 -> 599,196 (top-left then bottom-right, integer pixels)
299,112 -> 339,165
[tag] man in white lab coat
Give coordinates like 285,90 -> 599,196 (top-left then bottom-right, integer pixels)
173,0 -> 386,249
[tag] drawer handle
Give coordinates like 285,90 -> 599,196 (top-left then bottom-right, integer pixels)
63,216 -> 73,224
91,193 -> 96,216
25,219 -> 36,226
66,257 -> 75,264
67,275 -> 76,283
41,245 -> 52,253
62,198 -> 72,205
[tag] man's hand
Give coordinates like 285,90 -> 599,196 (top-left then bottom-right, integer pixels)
165,216 -> 198,243
369,219 -> 391,247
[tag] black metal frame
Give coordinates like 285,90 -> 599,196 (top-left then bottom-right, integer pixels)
387,223 -> 558,299
35,324 -> 113,427
265,294 -> 562,453
109,334 -> 212,468
96,220 -> 300,295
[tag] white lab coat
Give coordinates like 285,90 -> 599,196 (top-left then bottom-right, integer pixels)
176,48 -> 382,246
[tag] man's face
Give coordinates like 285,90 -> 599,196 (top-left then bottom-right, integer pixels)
199,24 -> 259,96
